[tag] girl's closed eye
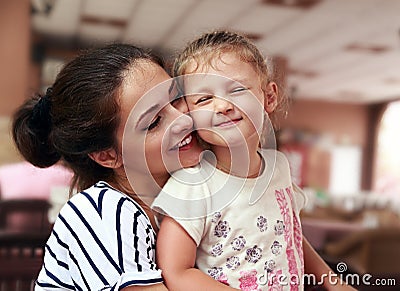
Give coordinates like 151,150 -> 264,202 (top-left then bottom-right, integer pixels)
195,94 -> 213,105
231,87 -> 249,94
146,116 -> 161,131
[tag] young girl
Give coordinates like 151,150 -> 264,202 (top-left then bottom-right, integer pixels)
153,31 -> 356,291
12,43 -> 203,290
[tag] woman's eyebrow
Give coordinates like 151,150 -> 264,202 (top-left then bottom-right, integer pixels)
168,79 -> 176,94
169,80 -> 185,102
135,104 -> 161,129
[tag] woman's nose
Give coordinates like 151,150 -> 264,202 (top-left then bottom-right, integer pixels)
214,97 -> 233,114
169,107 -> 193,134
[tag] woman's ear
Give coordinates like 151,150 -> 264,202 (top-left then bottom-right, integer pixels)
88,148 -> 122,169
263,82 -> 278,113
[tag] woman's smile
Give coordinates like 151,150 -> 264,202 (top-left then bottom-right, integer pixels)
171,133 -> 194,151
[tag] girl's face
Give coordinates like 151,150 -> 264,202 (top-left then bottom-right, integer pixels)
119,62 -> 203,187
183,52 -> 267,149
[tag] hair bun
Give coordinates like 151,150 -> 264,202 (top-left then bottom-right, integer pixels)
29,88 -> 52,141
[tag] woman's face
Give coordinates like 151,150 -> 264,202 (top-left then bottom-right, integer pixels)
119,61 -> 203,187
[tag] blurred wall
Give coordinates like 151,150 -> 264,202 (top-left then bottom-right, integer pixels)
0,0 -> 31,116
281,99 -> 370,190
0,0 -> 32,164
282,99 -> 368,146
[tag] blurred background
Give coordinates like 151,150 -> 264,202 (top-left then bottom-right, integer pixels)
0,0 -> 399,289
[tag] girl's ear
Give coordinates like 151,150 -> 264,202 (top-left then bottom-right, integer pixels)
88,148 -> 122,169
263,82 -> 278,113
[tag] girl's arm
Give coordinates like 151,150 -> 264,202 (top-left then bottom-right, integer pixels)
303,237 -> 357,291
157,216 -> 239,291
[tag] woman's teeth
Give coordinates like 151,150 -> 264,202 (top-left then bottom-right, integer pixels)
177,135 -> 192,148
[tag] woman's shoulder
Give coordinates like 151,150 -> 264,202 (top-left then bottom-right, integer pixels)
70,181 -> 130,201
68,181 -> 123,204
61,181 -> 148,222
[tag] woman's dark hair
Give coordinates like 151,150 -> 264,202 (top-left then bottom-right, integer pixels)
12,43 -> 164,192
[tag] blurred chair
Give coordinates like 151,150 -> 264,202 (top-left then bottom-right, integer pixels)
0,199 -> 51,233
0,199 -> 51,290
0,232 -> 48,291
324,228 -> 400,290
324,228 -> 400,275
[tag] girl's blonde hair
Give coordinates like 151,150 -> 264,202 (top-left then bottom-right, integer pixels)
172,30 -> 288,128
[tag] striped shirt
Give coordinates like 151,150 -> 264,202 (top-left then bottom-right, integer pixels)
35,181 -> 162,290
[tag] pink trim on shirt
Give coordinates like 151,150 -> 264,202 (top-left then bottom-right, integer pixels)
275,188 -> 300,291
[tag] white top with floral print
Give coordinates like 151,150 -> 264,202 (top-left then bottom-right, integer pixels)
153,149 -> 306,290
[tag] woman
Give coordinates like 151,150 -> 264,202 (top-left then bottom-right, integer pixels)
12,43 -> 203,290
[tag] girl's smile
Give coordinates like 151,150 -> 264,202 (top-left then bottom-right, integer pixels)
213,116 -> 243,128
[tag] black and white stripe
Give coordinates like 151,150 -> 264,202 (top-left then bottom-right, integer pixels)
35,181 -> 162,290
